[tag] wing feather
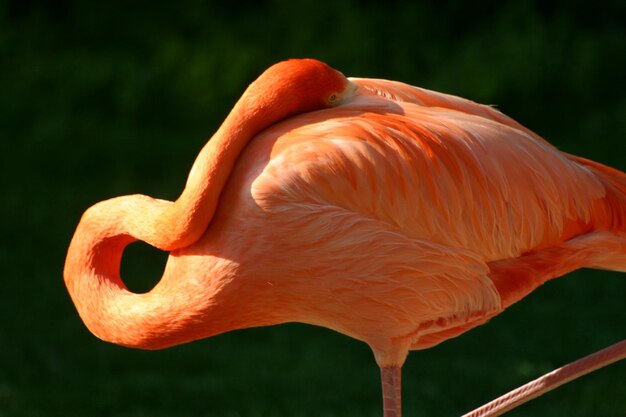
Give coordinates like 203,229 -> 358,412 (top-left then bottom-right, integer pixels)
251,90 -> 605,261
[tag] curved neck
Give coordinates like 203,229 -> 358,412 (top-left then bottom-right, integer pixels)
103,59 -> 354,252
63,198 -> 239,349
133,83 -> 287,251
64,59 -> 353,348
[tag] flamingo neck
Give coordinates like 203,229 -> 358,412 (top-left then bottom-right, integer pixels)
63,89 -> 282,347
64,200 -> 242,349
64,58 -> 355,349
133,84 -> 289,252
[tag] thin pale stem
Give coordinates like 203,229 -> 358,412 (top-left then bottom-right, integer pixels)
381,366 -> 402,417
462,339 -> 626,417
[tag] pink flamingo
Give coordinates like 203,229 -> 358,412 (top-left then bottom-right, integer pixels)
64,59 -> 626,416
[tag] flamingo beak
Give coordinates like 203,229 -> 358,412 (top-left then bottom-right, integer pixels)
335,80 -> 359,106
346,79 -> 360,98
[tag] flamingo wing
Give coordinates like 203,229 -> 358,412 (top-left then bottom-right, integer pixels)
249,85 -> 606,260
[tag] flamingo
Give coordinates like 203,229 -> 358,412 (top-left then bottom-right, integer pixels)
64,58 -> 626,417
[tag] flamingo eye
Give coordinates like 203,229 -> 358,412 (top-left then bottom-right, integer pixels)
327,93 -> 338,104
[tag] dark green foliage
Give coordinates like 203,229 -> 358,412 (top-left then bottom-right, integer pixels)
1,1 -> 625,416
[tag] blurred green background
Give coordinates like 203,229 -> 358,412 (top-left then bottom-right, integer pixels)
2,0 -> 625,416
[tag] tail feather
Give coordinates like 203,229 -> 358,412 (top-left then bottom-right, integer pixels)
568,154 -> 626,233
489,156 -> 626,308
489,231 -> 626,309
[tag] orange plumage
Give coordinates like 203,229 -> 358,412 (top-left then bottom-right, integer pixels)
64,59 -> 626,417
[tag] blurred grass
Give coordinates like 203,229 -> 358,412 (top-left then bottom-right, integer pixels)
1,0 -> 625,416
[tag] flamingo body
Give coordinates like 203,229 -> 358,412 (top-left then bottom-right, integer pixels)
64,59 -> 626,416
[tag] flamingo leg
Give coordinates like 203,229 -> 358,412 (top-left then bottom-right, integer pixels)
381,366 -> 402,417
462,339 -> 626,417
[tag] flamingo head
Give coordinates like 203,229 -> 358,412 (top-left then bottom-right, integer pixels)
245,58 -> 359,120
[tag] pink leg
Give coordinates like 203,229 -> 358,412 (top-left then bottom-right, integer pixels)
381,366 -> 402,417
462,339 -> 626,417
